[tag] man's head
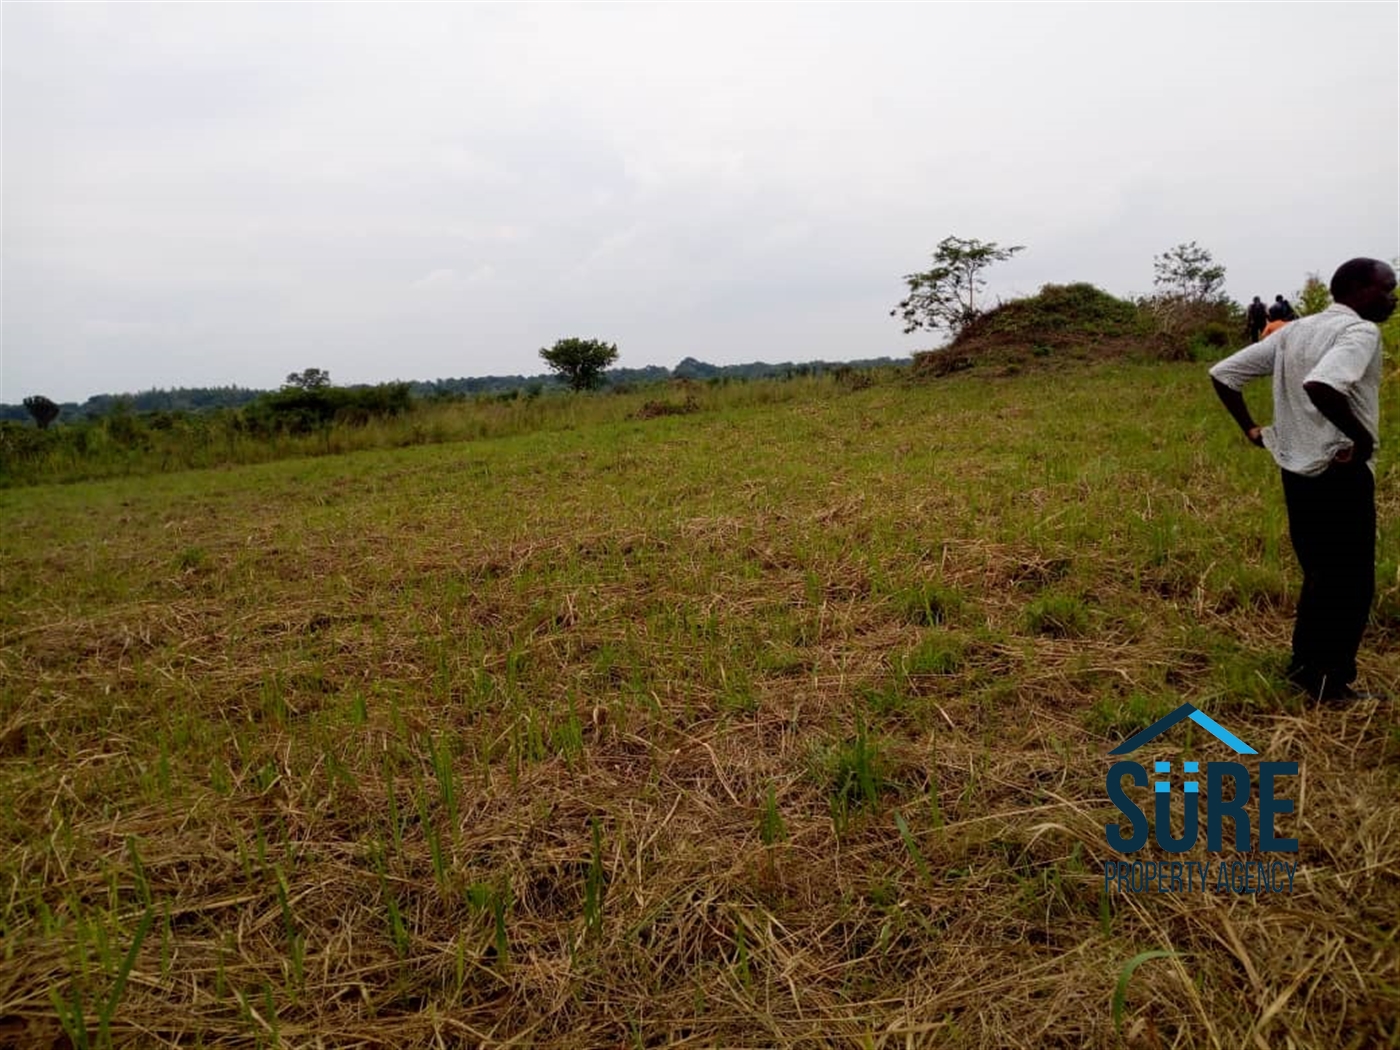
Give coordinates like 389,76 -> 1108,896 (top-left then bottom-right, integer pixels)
1330,258 -> 1398,323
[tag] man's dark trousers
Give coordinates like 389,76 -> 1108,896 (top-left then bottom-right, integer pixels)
1281,460 -> 1376,696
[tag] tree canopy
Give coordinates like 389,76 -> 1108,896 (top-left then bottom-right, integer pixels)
540,338 -> 619,391
1152,242 -> 1227,303
285,368 -> 332,390
891,236 -> 1025,338
22,395 -> 60,430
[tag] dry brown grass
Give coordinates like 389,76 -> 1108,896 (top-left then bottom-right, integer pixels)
1,363 -> 1398,1048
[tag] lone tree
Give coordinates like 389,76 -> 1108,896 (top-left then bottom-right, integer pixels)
22,395 -> 60,430
891,236 -> 1025,337
540,337 -> 618,391
285,368 -> 332,390
1153,241 -> 1227,302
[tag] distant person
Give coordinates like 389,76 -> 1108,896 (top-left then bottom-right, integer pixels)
1275,294 -> 1298,322
1209,257 -> 1398,702
1246,296 -> 1268,342
1261,302 -> 1290,338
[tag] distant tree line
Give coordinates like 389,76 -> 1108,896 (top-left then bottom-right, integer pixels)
3,355 -> 906,427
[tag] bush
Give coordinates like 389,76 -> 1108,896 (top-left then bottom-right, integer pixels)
832,366 -> 874,391
1138,295 -> 1245,360
242,382 -> 413,434
105,410 -> 150,450
1198,322 -> 1231,348
1296,274 -> 1332,317
634,397 -> 700,420
910,351 -> 973,378
0,420 -> 55,462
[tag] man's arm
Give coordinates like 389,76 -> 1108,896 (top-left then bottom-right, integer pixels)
1303,381 -> 1373,462
1303,322 -> 1381,462
1211,377 -> 1265,447
1208,336 -> 1279,448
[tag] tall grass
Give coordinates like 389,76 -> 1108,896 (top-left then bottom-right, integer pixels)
0,373 -> 850,488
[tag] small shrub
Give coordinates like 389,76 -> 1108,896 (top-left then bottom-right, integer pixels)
176,547 -> 208,572
1084,692 -> 1177,737
1296,273 -> 1332,317
105,409 -> 149,450
901,632 -> 964,676
894,581 -> 961,626
0,421 -> 56,461
634,396 -> 700,420
859,682 -> 907,717
1210,563 -> 1288,613
832,366 -> 874,391
1140,295 -> 1244,360
759,784 -> 787,845
1024,593 -> 1090,637
911,350 -> 973,378
1199,322 -> 1231,348
824,716 -> 889,815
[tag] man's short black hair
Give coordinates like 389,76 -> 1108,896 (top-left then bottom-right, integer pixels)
1330,258 -> 1390,300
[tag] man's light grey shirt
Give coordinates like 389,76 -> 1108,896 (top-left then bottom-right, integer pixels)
1208,303 -> 1383,476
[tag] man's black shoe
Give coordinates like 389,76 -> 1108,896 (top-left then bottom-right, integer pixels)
1316,683 -> 1360,703
1317,684 -> 1388,704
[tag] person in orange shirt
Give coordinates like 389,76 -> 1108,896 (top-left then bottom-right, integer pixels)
1261,303 -> 1290,338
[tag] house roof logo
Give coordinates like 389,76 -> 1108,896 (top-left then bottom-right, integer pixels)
1108,703 -> 1257,756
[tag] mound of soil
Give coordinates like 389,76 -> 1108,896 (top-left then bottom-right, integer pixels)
912,282 -> 1184,378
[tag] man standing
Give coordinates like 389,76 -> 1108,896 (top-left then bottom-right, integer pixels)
1210,258 -> 1397,701
1274,294 -> 1299,322
1246,296 -> 1268,343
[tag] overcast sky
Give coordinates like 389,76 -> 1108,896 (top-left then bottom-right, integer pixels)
3,2 -> 1397,403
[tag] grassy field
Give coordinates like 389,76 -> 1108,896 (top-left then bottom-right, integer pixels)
2,361 -> 1398,1048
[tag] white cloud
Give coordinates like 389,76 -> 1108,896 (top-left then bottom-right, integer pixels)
413,269 -> 460,288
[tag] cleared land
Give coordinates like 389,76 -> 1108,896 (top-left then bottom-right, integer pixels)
2,363 -> 1398,1048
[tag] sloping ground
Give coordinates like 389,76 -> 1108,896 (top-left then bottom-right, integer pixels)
913,283 -> 1181,378
1,363 -> 1398,1048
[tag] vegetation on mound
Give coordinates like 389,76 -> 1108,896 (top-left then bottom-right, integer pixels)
912,283 -> 1234,378
956,282 -> 1142,344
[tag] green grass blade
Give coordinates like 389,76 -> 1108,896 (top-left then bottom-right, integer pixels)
893,811 -> 931,884
99,906 -> 155,1045
1112,950 -> 1177,1036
